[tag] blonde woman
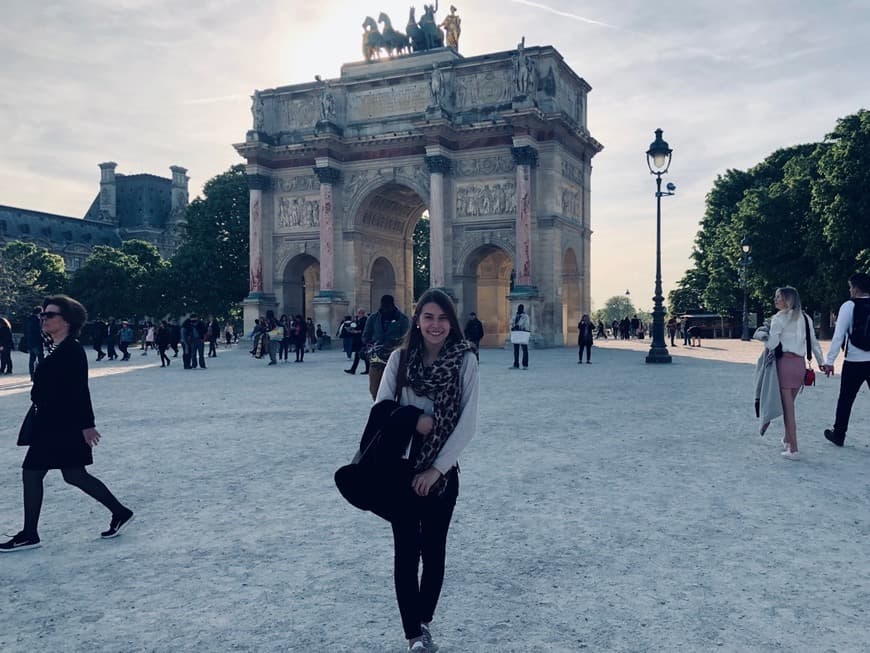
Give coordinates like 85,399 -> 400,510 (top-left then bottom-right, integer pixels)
765,287 -> 824,460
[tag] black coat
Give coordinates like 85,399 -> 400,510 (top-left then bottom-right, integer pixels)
23,338 -> 95,470
578,321 -> 594,345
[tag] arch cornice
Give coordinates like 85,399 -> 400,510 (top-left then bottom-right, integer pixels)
455,229 -> 516,276
343,164 -> 430,229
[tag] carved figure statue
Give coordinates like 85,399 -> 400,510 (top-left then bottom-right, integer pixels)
513,36 -> 536,96
362,16 -> 384,62
251,90 -> 265,131
440,5 -> 461,50
429,64 -> 444,106
319,84 -> 336,122
378,12 -> 409,56
419,2 -> 445,50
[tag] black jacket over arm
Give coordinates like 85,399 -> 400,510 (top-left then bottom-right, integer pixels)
23,338 -> 95,470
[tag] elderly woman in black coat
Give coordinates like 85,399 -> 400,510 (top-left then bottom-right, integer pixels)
0,295 -> 133,552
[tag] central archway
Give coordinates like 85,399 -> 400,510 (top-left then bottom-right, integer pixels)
462,244 -> 513,346
350,181 -> 428,314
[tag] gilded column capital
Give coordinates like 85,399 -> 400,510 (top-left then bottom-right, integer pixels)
313,166 -> 341,185
425,155 -> 452,176
511,146 -> 538,168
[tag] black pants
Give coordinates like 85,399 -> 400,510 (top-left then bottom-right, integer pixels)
159,345 -> 171,367
0,348 -> 12,373
22,467 -> 126,537
279,338 -> 291,360
119,342 -> 130,359
106,340 -> 116,359
391,468 -> 459,640
513,344 -> 528,368
348,348 -> 369,373
579,342 -> 591,362
833,360 -> 870,438
208,339 -> 217,357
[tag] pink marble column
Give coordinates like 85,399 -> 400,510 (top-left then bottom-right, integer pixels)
511,147 -> 537,286
425,155 -> 451,288
314,167 -> 340,292
247,175 -> 269,294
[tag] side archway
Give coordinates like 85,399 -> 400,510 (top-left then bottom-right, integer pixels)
461,245 -> 513,347
562,247 -> 581,345
282,253 -> 320,319
370,257 -> 397,311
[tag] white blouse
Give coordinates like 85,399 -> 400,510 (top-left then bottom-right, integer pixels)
766,310 -> 824,366
375,348 -> 480,475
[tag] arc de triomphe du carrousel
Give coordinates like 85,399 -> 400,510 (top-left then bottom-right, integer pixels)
234,24 -> 602,347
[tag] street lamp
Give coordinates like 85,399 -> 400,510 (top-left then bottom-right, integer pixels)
740,236 -> 752,341
645,128 -> 674,364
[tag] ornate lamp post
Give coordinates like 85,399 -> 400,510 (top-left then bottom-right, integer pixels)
645,128 -> 674,364
740,236 -> 752,341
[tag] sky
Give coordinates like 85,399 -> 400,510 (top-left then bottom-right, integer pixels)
2,0 -> 869,310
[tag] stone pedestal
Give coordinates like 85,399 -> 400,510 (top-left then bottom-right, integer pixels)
313,292 -> 349,343
243,293 -> 278,338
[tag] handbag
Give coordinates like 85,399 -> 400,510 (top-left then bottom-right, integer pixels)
802,313 -> 815,386
17,404 -> 36,446
510,330 -> 530,345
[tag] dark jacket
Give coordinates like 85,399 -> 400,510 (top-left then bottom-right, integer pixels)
464,318 -> 484,343
578,321 -> 594,345
24,338 -> 95,469
351,315 -> 367,351
24,314 -> 43,349
335,399 -> 423,523
0,322 -> 13,349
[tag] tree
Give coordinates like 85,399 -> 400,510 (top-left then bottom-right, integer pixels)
413,214 -> 430,299
67,246 -> 146,319
0,241 -> 66,326
170,164 -> 249,317
592,295 -> 637,326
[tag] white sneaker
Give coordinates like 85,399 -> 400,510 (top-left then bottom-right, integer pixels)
781,438 -> 789,451
781,450 -> 800,461
420,623 -> 438,652
409,642 -> 427,652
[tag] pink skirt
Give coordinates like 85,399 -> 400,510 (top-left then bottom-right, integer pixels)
776,352 -> 806,389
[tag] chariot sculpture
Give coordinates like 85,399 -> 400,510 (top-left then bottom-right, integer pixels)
362,2 -> 459,63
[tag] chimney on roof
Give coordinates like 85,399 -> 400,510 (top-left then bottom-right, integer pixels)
170,165 -> 189,221
98,162 -> 118,221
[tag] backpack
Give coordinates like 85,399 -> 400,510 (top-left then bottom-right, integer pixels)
848,298 -> 870,352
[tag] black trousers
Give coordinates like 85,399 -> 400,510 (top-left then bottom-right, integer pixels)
391,467 -> 459,640
0,348 -> 12,373
833,360 -> 870,437
348,348 -> 369,373
513,344 -> 528,368
579,342 -> 591,362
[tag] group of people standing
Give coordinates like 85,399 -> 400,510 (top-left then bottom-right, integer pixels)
250,312 -> 322,365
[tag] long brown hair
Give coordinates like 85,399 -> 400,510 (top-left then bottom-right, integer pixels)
401,288 -> 464,355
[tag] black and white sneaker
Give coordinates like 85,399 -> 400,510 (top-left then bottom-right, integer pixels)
0,531 -> 41,552
101,509 -> 134,539
420,623 -> 438,652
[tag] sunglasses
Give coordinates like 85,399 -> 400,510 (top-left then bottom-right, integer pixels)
40,311 -> 62,320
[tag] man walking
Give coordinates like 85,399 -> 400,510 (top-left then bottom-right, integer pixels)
24,306 -> 44,379
821,272 -> 870,447
464,311 -> 484,359
345,308 -> 370,375
93,316 -> 107,361
362,294 -> 409,399
106,317 -> 118,360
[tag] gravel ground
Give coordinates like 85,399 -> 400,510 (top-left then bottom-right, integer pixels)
1,338 -> 868,652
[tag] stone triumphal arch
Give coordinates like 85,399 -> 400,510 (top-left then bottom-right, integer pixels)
235,44 -> 602,346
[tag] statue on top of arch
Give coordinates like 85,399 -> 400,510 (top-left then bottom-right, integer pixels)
362,2 -> 460,62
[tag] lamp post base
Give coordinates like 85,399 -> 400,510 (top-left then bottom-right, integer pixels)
645,346 -> 672,364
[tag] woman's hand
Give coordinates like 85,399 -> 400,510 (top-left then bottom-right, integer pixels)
412,467 -> 442,496
83,427 -> 101,447
416,414 -> 434,436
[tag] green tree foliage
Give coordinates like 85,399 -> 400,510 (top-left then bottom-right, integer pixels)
675,109 -> 870,329
592,295 -> 637,326
413,214 -> 430,299
0,241 -> 66,325
169,164 -> 249,317
68,245 -> 147,319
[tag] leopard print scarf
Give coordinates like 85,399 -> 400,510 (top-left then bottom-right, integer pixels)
404,339 -> 474,494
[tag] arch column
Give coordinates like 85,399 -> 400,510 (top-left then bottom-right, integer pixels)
509,144 -> 543,345
243,173 -> 277,336
312,162 -> 347,337
425,151 -> 452,290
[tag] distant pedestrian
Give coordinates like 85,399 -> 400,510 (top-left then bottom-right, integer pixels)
106,317 -> 118,360
156,320 -> 172,367
683,320 -> 691,346
92,316 -> 107,361
820,272 -> 870,447
1,295 -> 134,553
338,315 -> 354,359
667,317 -> 677,346
0,316 -> 13,374
577,313 -> 594,364
611,319 -> 619,340
463,311 -> 484,360
292,315 -> 306,362
362,295 -> 410,398
345,309 -> 370,375
766,286 -> 824,460
224,321 -> 234,346
596,320 -> 607,339
118,321 -> 133,361
510,304 -> 530,369
25,306 -> 44,379
207,317 -> 220,358
306,317 -> 317,353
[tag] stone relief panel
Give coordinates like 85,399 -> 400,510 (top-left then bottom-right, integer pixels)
347,82 -> 429,122
455,70 -> 511,109
561,159 -> 585,186
276,175 -> 319,193
456,182 -> 516,217
276,95 -> 318,130
275,195 -> 320,229
454,155 -> 515,178
561,187 -> 583,221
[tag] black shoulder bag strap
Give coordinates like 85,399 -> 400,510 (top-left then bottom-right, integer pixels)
394,349 -> 407,402
803,313 -> 812,362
